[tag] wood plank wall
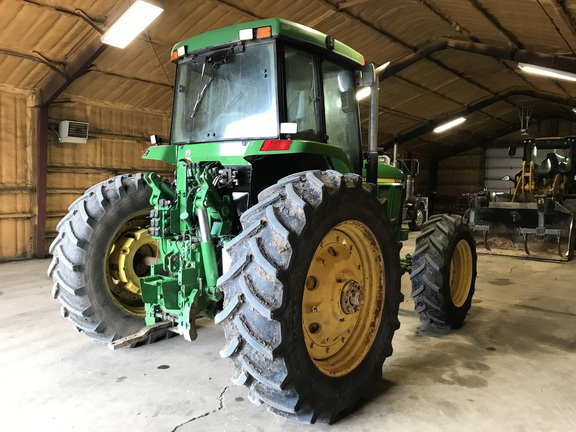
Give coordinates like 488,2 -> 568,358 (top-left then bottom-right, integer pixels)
0,88 -> 34,260
437,148 -> 484,194
45,97 -> 173,255
0,88 -> 172,261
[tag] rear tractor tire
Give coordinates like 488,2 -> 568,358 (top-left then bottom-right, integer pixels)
216,170 -> 402,423
48,174 -> 156,342
410,214 -> 477,329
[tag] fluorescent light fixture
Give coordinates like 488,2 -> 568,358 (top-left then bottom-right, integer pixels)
101,0 -> 163,49
433,117 -> 466,133
518,63 -> 576,82
356,87 -> 371,101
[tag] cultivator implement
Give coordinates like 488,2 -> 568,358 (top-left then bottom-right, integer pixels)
468,195 -> 574,260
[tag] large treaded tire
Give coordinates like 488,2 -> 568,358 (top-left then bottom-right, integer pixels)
216,170 -> 402,423
410,214 -> 477,329
48,174 -> 151,342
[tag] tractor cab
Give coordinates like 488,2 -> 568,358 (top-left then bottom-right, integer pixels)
525,137 -> 575,183
170,19 -> 363,174
152,18 -> 406,227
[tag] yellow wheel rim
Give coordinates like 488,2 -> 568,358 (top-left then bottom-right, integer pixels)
302,220 -> 385,377
449,239 -> 473,307
105,210 -> 158,316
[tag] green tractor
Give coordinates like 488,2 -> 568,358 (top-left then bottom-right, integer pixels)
49,19 -> 477,423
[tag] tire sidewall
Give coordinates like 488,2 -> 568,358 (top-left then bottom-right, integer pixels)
441,220 -> 477,327
83,182 -> 152,337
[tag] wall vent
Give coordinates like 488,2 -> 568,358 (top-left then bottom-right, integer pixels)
59,120 -> 89,144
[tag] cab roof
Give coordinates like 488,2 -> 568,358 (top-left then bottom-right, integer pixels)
171,18 -> 364,66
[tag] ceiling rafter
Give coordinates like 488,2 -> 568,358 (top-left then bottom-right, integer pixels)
85,69 -> 173,88
21,0 -> 107,31
392,75 -> 513,126
367,1 -> 524,123
359,103 -> 427,124
552,0 -> 576,38
420,0 -> 478,41
419,0 -> 546,98
536,0 -> 575,54
338,0 -> 371,11
313,0 -> 507,102
0,48 -> 66,78
380,38 -> 576,87
40,37 -> 107,106
467,0 -> 569,96
467,0 -> 524,48
382,88 -> 576,149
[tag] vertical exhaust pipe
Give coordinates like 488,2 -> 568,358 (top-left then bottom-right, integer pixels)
366,61 -> 390,185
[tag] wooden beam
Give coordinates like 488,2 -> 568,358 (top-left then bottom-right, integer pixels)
338,0 -> 370,10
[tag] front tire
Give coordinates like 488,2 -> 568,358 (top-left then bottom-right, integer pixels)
410,214 -> 477,329
48,174 -> 156,342
216,170 -> 401,423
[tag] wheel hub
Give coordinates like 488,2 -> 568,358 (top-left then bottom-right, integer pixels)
105,212 -> 158,317
110,228 -> 156,294
340,280 -> 364,314
415,208 -> 424,227
302,220 -> 385,377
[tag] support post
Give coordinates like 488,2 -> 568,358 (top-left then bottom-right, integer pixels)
35,105 -> 48,258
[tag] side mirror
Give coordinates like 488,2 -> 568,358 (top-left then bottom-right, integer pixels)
361,64 -> 376,87
508,146 -> 516,157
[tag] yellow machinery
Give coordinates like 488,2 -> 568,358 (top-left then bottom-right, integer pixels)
468,137 -> 576,261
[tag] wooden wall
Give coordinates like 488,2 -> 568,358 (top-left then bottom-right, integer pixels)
45,97 -> 172,255
0,88 -> 172,261
0,87 -> 34,260
437,148 -> 484,194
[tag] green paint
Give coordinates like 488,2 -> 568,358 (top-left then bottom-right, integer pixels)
172,18 -> 363,66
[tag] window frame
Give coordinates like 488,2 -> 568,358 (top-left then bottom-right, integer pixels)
277,40 -> 363,173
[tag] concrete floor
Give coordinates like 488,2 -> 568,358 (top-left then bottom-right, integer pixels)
1,236 -> 575,432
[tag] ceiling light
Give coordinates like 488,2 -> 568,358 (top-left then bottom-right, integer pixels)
433,117 -> 466,133
518,63 -> 576,82
101,1 -> 163,49
572,107 -> 576,113
356,87 -> 371,101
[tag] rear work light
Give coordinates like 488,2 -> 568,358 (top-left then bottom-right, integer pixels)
256,26 -> 272,39
171,45 -> 187,61
238,26 -> 273,41
260,140 -> 292,151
